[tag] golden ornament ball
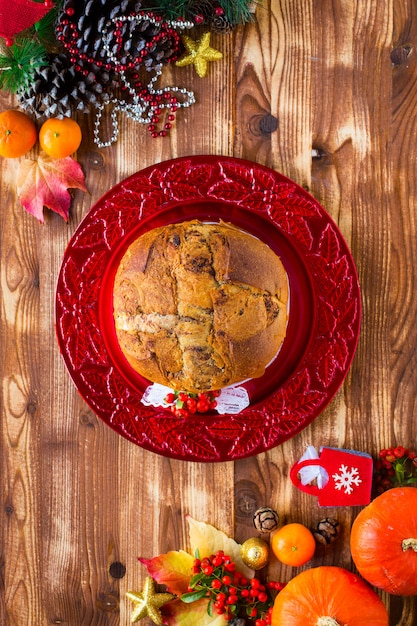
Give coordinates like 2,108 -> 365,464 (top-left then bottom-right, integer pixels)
240,537 -> 270,570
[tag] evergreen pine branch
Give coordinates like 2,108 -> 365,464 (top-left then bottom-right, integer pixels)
34,3 -> 61,47
0,39 -> 47,93
219,0 -> 258,25
142,0 -> 258,24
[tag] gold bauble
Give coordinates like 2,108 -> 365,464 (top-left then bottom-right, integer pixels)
240,537 -> 270,570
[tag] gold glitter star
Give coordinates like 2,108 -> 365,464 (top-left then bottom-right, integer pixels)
176,32 -> 223,78
126,577 -> 175,625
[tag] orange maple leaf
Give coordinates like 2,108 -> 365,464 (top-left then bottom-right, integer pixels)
17,151 -> 88,223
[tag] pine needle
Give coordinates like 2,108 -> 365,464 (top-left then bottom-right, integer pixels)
142,0 -> 258,24
0,40 -> 47,94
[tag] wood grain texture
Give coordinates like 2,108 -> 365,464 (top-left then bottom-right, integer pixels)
1,1 -> 417,624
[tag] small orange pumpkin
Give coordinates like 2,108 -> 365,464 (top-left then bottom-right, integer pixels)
271,566 -> 388,626
350,486 -> 417,595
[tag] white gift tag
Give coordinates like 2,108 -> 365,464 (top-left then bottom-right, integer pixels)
141,383 -> 173,407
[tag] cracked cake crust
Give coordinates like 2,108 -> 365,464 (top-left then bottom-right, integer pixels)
113,220 -> 289,393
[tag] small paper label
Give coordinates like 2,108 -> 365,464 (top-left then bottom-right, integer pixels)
215,386 -> 250,414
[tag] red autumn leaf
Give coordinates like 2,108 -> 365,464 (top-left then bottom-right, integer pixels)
17,152 -> 87,223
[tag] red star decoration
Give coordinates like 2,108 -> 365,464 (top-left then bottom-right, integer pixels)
0,0 -> 54,46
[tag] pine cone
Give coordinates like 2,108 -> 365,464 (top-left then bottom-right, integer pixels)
57,0 -> 180,72
211,12 -> 234,34
16,53 -> 113,119
187,0 -> 217,24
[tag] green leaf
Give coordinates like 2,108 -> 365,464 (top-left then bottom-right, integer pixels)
181,589 -> 208,603
207,598 -> 214,617
189,573 -> 206,586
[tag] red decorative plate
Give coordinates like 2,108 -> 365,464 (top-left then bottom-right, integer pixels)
55,156 -> 361,462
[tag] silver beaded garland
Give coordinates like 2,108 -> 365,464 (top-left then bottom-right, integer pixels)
93,12 -> 195,147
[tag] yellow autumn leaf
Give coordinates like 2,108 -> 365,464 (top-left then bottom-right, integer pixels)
187,516 -> 254,579
163,597 -> 227,626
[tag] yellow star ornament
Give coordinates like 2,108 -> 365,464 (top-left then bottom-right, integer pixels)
126,576 -> 175,625
176,32 -> 223,78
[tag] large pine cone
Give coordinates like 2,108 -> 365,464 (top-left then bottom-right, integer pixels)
16,53 -> 113,119
57,0 -> 181,72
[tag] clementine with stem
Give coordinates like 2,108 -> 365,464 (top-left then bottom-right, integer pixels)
39,117 -> 82,158
271,523 -> 316,567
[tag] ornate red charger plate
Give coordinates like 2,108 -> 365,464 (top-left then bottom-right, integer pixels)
55,156 -> 361,462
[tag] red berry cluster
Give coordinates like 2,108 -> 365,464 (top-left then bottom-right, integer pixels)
181,551 -> 285,624
194,6 -> 224,24
374,446 -> 417,493
164,390 -> 220,418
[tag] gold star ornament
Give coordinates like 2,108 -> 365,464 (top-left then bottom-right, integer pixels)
126,576 -> 175,625
176,32 -> 223,78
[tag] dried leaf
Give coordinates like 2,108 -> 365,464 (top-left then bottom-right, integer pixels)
139,550 -> 194,596
138,518 -> 255,626
17,151 -> 87,223
163,597 -> 226,626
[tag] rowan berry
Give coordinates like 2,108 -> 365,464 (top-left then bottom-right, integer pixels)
224,561 -> 236,572
197,399 -> 209,412
226,594 -> 238,605
186,398 -> 197,413
222,575 -> 232,585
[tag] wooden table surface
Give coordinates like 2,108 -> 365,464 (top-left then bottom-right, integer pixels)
1,1 -> 417,624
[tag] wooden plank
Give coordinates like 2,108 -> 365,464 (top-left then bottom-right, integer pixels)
1,0 -> 417,622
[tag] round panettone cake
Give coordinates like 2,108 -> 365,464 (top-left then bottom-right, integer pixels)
113,220 -> 289,393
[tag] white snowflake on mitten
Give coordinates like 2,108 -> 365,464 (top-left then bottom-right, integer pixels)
332,464 -> 362,495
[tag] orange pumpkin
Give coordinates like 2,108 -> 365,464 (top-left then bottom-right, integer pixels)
271,566 -> 388,626
350,486 -> 417,595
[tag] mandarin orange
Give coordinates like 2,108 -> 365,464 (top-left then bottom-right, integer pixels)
39,117 -> 82,158
0,110 -> 37,158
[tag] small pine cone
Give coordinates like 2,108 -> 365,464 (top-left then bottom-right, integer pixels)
253,507 -> 279,533
17,53 -> 112,119
188,0 -> 217,24
313,518 -> 340,545
211,12 -> 234,34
